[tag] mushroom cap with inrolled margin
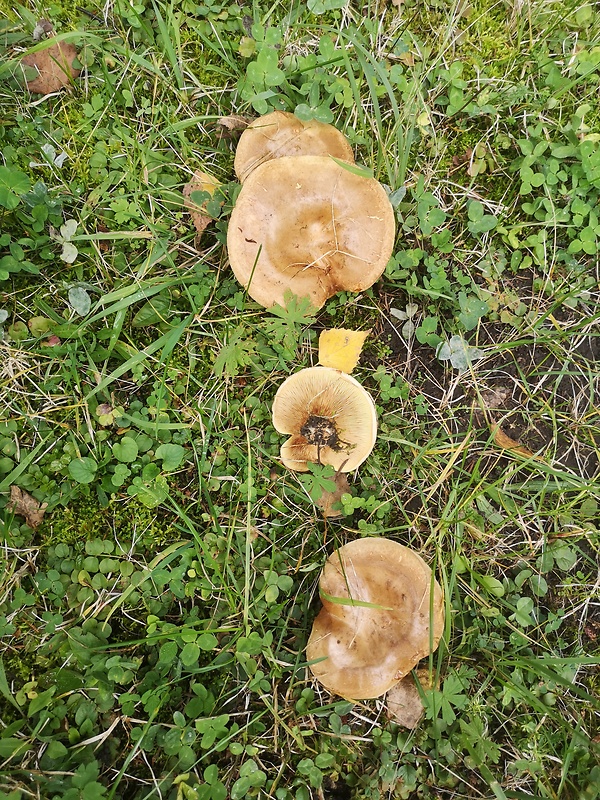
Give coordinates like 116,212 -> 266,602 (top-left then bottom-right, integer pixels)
226,155 -> 395,310
21,41 -> 80,94
306,538 -> 444,700
234,111 -> 355,183
272,366 -> 377,473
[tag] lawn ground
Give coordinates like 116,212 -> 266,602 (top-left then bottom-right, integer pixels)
0,1 -> 599,798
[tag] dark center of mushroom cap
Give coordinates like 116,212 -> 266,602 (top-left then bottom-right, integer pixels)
300,415 -> 340,449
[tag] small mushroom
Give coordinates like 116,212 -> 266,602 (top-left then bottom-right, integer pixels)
306,538 -> 444,700
21,41 -> 80,94
227,155 -> 395,309
234,111 -> 354,183
272,366 -> 377,473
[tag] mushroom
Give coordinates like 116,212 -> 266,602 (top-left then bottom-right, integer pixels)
234,111 -> 355,183
21,41 -> 80,94
272,366 -> 377,473
306,538 -> 444,700
227,155 -> 395,309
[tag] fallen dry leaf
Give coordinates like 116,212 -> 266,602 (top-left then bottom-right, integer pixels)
96,403 -> 117,426
183,169 -> 221,234
32,19 -> 54,41
386,668 -> 433,728
479,386 -> 510,410
398,51 -> 415,67
318,328 -> 370,374
21,41 -> 80,94
317,472 -> 350,518
216,115 -> 251,138
491,423 -> 535,458
7,486 -> 48,529
452,148 -> 473,168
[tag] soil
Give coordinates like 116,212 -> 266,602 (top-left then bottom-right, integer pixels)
372,304 -> 600,480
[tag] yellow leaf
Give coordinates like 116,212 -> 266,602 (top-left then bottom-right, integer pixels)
491,424 -> 535,458
318,328 -> 370,373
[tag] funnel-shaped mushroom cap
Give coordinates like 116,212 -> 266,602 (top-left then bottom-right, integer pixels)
227,156 -> 395,310
234,111 -> 355,183
272,367 -> 377,473
306,538 -> 444,700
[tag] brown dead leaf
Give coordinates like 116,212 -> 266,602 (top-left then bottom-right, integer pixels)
21,41 -> 80,94
216,115 -> 251,138
491,423 -> 535,458
32,19 -> 54,41
183,169 -> 221,234
398,51 -> 415,67
96,403 -> 117,426
96,221 -> 110,251
7,486 -> 48,529
480,386 -> 510,410
452,148 -> 473,168
317,472 -> 350,518
387,669 -> 432,728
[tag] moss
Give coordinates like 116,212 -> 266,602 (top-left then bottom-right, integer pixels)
40,496 -> 179,552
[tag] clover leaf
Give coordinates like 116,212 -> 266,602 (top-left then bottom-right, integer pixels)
437,335 -> 486,370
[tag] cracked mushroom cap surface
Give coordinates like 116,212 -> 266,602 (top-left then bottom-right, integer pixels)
227,155 -> 395,310
21,41 -> 80,94
306,538 -> 445,700
272,366 -> 377,473
234,111 -> 355,183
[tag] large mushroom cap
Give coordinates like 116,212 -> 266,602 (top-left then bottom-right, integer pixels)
306,538 -> 445,700
227,155 -> 395,310
272,366 -> 377,473
21,41 -> 80,94
234,111 -> 355,183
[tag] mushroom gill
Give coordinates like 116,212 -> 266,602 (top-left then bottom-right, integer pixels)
272,366 -> 377,473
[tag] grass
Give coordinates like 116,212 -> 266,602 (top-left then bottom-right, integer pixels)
0,0 -> 599,798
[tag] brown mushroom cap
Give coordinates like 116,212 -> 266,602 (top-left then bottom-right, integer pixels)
21,41 -> 80,94
227,155 -> 395,309
234,111 -> 355,183
272,366 -> 377,473
306,538 -> 445,700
